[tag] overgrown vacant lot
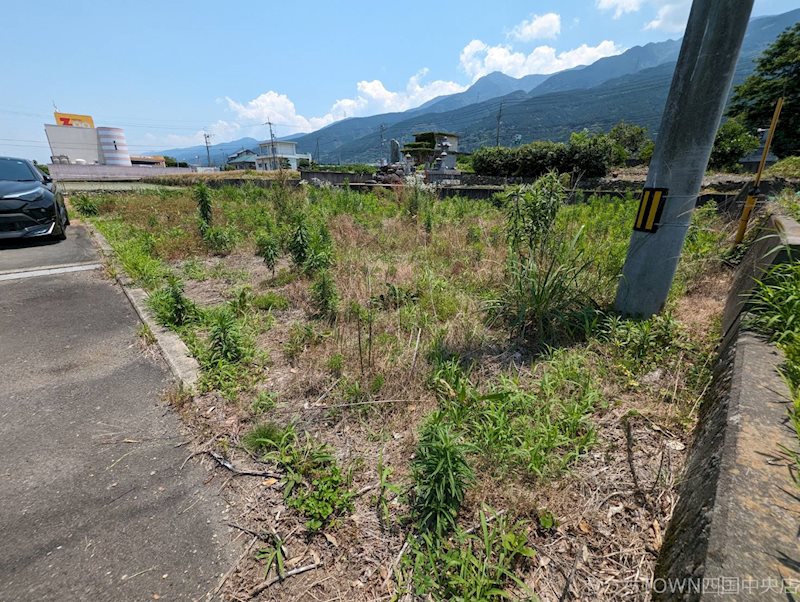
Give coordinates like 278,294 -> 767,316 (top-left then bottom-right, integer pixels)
76,178 -> 734,601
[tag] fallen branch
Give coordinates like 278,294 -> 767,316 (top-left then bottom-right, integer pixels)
383,537 -> 410,593
227,522 -> 272,542
409,328 -> 422,376
206,450 -> 281,479
305,378 -> 341,409
310,398 -> 414,410
624,419 -> 653,513
355,482 -> 378,497
248,561 -> 322,598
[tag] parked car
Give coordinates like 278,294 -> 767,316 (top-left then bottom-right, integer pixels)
0,157 -> 68,240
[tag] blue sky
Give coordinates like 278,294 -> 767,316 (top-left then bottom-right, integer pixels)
1,0 -> 797,161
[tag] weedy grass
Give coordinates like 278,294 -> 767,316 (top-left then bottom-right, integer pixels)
252,291 -> 290,311
428,348 -> 601,479
136,322 -> 156,346
767,157 -> 800,180
148,276 -> 199,327
72,194 -> 99,216
251,390 -> 278,415
87,176 -> 736,598
774,188 -> 800,222
243,422 -> 354,531
400,508 -> 535,602
94,219 -> 170,290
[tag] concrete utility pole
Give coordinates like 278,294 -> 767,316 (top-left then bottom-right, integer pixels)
614,0 -> 755,317
495,101 -> 503,147
203,132 -> 213,167
266,119 -> 281,173
380,123 -> 386,164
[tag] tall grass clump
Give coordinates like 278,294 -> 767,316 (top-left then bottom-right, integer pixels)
203,225 -> 239,255
411,421 -> 474,538
489,172 -> 596,347
148,276 -> 198,328
310,269 -> 339,321
73,194 -> 99,216
255,230 -> 280,276
195,182 -> 213,233
206,307 -> 248,364
749,262 -> 800,342
194,306 -> 260,399
287,215 -> 310,268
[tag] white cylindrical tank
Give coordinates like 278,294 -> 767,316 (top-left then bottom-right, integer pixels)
97,127 -> 131,166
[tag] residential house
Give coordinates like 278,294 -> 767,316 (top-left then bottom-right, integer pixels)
255,140 -> 311,171
226,148 -> 258,170
402,132 -> 460,171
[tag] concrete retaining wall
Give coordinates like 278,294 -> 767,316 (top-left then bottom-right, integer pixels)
654,210 -> 800,601
50,163 -> 192,181
299,170 -> 373,185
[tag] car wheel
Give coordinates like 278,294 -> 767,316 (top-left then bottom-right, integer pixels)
54,210 -> 67,241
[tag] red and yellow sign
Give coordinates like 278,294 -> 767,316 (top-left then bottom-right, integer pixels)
54,112 -> 95,128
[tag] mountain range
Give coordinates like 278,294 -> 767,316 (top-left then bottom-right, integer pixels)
156,9 -> 799,166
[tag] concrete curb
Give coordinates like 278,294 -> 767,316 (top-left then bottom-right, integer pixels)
84,222 -> 200,390
655,210 -> 800,601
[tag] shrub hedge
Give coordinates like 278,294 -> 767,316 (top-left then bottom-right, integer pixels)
472,132 -> 620,178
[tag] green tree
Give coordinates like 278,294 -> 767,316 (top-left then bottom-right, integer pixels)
608,121 -> 649,160
709,117 -> 759,172
728,23 -> 800,158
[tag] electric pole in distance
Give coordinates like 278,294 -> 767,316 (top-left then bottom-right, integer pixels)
495,101 -> 503,147
203,132 -> 213,167
615,0 -> 754,317
266,119 -> 282,174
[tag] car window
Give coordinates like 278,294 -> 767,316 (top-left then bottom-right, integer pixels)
0,159 -> 37,181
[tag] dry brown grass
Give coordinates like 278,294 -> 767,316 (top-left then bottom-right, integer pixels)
142,170 -> 300,186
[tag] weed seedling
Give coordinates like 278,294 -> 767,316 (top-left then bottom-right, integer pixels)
252,390 -> 278,415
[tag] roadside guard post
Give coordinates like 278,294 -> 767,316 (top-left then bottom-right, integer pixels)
614,0 -> 754,318
733,97 -> 784,246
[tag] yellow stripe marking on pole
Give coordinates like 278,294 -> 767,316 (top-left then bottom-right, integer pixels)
645,189 -> 663,231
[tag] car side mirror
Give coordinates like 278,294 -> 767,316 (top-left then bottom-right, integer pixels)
42,174 -> 52,183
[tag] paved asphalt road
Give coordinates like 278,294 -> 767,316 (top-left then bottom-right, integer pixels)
0,226 -> 235,601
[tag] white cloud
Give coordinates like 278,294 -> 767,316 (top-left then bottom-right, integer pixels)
460,39 -> 625,80
224,70 -> 466,136
596,0 -> 643,19
143,120 -> 243,150
645,1 -> 691,32
225,90 -> 330,133
509,13 -> 561,41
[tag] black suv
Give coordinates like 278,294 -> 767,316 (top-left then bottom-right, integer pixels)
0,157 -> 68,240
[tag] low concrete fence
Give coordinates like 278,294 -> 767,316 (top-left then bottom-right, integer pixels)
655,211 -> 800,601
299,170 -> 373,185
49,164 -> 193,181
